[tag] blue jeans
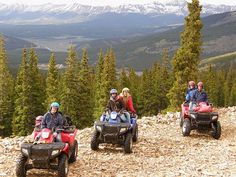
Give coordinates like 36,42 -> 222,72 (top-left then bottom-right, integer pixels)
189,101 -> 196,111
121,111 -> 131,124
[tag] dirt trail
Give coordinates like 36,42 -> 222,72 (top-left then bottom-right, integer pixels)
0,107 -> 236,177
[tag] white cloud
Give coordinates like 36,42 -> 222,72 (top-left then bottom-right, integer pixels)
1,0 -> 236,6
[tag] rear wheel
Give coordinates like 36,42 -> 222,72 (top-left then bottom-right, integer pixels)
124,132 -> 133,153
16,154 -> 28,177
58,154 -> 69,177
182,119 -> 191,136
69,140 -> 78,163
211,121 -> 221,139
91,130 -> 100,150
132,124 -> 138,142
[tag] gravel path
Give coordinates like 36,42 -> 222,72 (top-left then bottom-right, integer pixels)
0,107 -> 235,177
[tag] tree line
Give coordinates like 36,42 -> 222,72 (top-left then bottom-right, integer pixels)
0,0 -> 235,136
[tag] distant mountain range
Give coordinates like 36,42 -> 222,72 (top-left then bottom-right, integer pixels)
1,2 -> 236,71
0,1 -> 236,24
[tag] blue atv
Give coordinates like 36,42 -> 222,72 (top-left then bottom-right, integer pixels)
91,111 -> 138,153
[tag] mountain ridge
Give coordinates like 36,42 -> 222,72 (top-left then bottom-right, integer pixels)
1,1 -> 236,24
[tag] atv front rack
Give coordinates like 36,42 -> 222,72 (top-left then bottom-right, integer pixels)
189,111 -> 218,124
21,142 -> 65,169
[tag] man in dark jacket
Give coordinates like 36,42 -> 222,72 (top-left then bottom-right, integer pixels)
41,102 -> 64,130
105,89 -> 130,123
189,82 -> 208,110
191,82 -> 208,103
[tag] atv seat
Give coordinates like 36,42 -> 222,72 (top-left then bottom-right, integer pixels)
63,116 -> 73,126
62,125 -> 76,133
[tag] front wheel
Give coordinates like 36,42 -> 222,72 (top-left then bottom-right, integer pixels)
132,124 -> 138,142
180,115 -> 184,127
69,140 -> 78,163
91,130 -> 100,151
211,121 -> 221,139
124,133 -> 133,153
58,154 -> 69,177
182,119 -> 191,136
16,154 -> 28,177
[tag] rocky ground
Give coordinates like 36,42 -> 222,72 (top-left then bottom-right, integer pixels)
0,107 -> 236,177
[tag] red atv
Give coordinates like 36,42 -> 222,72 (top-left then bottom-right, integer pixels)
181,102 -> 221,139
16,117 -> 78,177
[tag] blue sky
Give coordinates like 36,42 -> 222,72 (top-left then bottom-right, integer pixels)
1,0 -> 236,6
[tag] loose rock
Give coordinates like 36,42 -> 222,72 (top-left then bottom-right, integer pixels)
0,107 -> 235,176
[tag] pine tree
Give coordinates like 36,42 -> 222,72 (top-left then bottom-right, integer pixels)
167,0 -> 202,110
12,49 -> 31,135
108,48 -> 117,88
77,48 -> 94,128
45,53 -> 59,108
159,48 -> 172,111
151,62 -> 162,114
229,80 -> 236,106
215,69 -> 226,107
61,46 -> 79,121
118,68 -> 130,91
0,36 -> 14,136
94,49 -> 104,118
99,49 -> 117,114
128,68 -> 139,110
138,70 -> 155,116
224,63 -> 235,107
28,48 -> 45,130
204,65 -> 218,105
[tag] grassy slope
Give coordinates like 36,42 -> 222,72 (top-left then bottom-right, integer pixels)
200,51 -> 236,68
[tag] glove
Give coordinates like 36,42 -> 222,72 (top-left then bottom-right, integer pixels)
53,132 -> 57,137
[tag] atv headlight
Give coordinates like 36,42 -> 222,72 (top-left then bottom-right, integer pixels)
22,148 -> 29,156
51,150 -> 60,156
120,127 -> 127,133
212,116 -> 218,121
190,114 -> 196,119
96,125 -> 102,132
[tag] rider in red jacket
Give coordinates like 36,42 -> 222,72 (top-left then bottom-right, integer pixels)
119,88 -> 136,114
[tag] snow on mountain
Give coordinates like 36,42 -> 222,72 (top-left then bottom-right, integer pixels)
0,1 -> 235,24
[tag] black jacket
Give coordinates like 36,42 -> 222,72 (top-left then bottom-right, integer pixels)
106,97 -> 125,113
41,112 -> 63,130
191,89 -> 208,103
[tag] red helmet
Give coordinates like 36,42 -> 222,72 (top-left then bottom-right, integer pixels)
197,82 -> 203,87
188,81 -> 195,86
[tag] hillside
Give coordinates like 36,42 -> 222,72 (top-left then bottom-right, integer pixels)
200,51 -> 236,69
0,107 -> 236,176
75,10 -> 236,70
3,35 -> 35,51
2,10 -> 236,71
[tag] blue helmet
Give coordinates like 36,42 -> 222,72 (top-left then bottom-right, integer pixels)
50,102 -> 60,108
110,89 -> 118,95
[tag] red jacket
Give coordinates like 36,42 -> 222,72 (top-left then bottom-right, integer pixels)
119,95 -> 136,113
